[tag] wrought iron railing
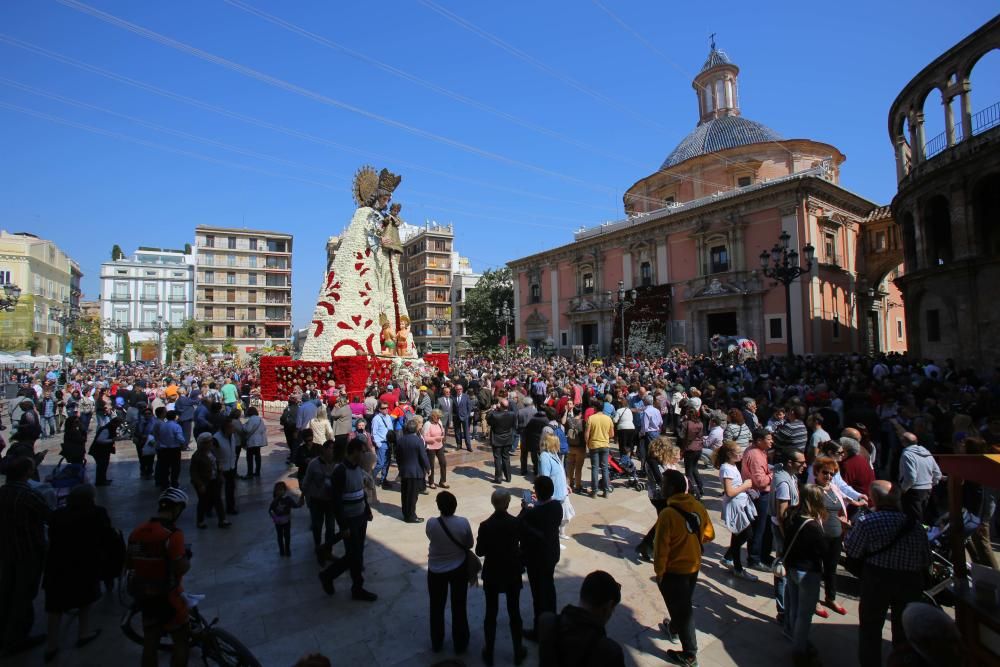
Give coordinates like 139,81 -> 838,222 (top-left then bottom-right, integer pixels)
924,100 -> 999,158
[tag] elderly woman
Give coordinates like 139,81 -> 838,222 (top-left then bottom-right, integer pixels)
43,484 -> 108,662
330,395 -> 354,450
241,406 -> 267,479
426,491 -> 473,654
424,409 -> 448,489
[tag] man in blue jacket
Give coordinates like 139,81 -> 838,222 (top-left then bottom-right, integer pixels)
454,384 -> 473,452
154,409 -> 186,489
174,387 -> 197,450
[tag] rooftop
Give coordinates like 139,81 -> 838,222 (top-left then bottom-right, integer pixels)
660,114 -> 784,169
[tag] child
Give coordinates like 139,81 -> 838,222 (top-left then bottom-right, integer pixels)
269,481 -> 305,557
766,407 -> 786,434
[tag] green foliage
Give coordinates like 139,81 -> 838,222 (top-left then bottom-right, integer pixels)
221,338 -> 237,354
121,331 -> 131,363
27,336 -> 41,355
462,267 -> 514,349
67,316 -> 110,360
111,244 -> 125,261
165,319 -> 210,362
184,243 -> 192,255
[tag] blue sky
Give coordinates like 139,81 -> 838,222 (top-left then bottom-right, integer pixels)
2,0 -> 998,330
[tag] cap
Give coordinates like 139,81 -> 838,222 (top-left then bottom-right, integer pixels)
419,386 -> 427,391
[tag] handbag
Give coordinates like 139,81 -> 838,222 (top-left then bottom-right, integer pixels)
844,515 -> 916,578
436,516 -> 481,587
772,517 -> 813,578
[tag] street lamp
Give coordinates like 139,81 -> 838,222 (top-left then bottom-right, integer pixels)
495,303 -> 513,350
0,284 -> 22,312
430,317 -> 450,354
608,280 -> 637,357
104,318 -> 130,363
152,315 -> 169,364
759,230 -> 815,359
50,301 -> 79,375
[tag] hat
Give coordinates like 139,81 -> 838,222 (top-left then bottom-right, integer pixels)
419,386 -> 427,391
196,433 -> 214,445
387,384 -> 393,390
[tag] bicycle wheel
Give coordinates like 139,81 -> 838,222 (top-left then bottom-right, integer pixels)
120,608 -> 145,647
200,628 -> 262,667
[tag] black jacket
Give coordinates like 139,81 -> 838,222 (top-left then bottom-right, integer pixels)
522,411 -> 549,452
487,410 -> 515,447
395,432 -> 430,479
475,510 -> 522,590
518,499 -> 562,568
537,605 -> 626,667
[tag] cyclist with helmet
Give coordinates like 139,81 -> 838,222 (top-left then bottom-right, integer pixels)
125,488 -> 191,667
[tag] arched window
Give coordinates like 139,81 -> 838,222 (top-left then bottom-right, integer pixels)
640,261 -> 653,287
924,196 -> 952,265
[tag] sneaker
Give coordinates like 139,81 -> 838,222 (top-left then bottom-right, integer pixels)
665,649 -> 698,666
747,561 -> 770,573
733,570 -> 759,582
720,558 -> 735,571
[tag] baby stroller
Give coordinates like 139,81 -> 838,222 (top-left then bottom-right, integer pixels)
607,453 -> 645,492
46,457 -> 88,508
923,508 -> 979,607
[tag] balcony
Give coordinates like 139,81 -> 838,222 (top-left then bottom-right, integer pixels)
167,294 -> 187,302
110,293 -> 131,301
140,293 -> 159,302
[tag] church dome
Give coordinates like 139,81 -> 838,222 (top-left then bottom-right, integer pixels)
660,115 -> 784,169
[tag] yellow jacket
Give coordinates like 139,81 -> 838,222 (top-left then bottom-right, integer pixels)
653,493 -> 714,578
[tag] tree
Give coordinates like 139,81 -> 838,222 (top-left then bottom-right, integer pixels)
67,316 -> 111,360
221,338 -> 238,355
462,267 -> 514,349
164,319 -> 211,362
121,331 -> 132,363
111,244 -> 125,261
184,243 -> 192,255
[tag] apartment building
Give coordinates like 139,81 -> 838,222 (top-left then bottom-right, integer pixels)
100,247 -> 194,361
451,256 -> 481,353
194,226 -> 293,355
401,222 -> 453,354
0,231 -> 79,355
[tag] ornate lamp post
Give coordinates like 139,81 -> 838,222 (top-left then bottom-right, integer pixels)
495,303 -> 513,351
0,284 -> 22,312
152,315 -> 170,364
759,230 -> 815,359
50,301 -> 79,375
430,317 -> 449,353
608,280 -> 637,357
104,318 -> 130,363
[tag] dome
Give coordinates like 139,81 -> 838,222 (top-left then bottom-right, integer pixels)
659,115 -> 784,170
700,48 -> 733,72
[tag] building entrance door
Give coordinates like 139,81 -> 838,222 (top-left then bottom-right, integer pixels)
706,312 -> 738,337
580,323 -> 597,356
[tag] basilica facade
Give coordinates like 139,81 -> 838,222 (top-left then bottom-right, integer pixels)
509,46 -> 907,358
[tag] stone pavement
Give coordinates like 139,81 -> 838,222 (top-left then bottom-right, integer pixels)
11,421 -> 895,667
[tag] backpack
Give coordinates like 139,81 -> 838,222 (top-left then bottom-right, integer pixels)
669,505 -> 705,554
553,425 -> 570,454
126,527 -> 177,605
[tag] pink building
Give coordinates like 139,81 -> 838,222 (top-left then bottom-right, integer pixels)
509,46 -> 907,358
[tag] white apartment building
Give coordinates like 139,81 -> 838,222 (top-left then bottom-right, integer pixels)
100,247 -> 195,361
451,256 -> 481,353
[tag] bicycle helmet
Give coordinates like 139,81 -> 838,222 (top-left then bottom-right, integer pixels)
158,487 -> 189,509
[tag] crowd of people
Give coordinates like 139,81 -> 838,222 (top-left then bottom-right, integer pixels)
0,350 -> 996,665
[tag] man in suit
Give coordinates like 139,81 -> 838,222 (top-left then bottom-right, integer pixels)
486,399 -> 516,483
437,386 -> 454,447
520,408 -> 549,478
476,489 -> 527,667
395,417 -> 430,523
454,384 -> 473,452
519,476 -> 562,641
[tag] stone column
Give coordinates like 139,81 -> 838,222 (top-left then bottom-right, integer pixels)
944,90 -> 956,147
622,252 -> 632,290
959,80 -> 973,140
550,266 -> 559,345
656,240 -> 669,284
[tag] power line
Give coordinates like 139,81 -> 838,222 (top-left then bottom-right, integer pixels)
222,0 -> 646,170
417,0 -> 671,135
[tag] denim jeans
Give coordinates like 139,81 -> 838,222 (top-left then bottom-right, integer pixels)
748,491 -> 772,564
785,569 -> 821,656
772,527 -> 786,615
41,415 -> 56,438
373,444 -> 389,484
589,448 -> 610,492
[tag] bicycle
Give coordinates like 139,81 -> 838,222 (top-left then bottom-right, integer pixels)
121,592 -> 262,667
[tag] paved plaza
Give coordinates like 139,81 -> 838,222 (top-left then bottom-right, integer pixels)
13,420 -> 893,667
